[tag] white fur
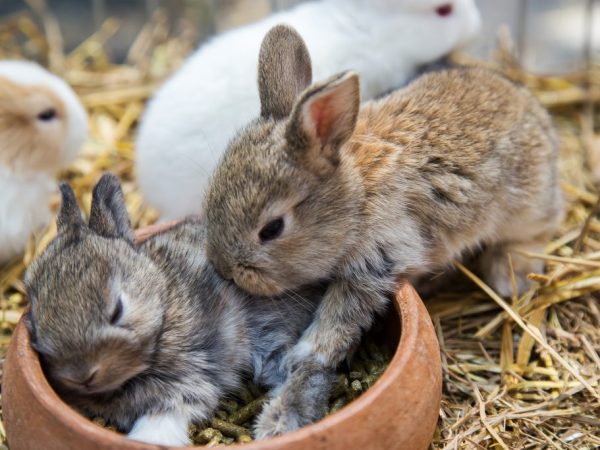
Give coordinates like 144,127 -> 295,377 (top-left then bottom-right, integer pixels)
0,168 -> 54,263
136,0 -> 481,220
128,409 -> 190,446
0,61 -> 88,264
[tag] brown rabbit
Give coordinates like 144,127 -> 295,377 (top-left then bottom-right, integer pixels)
203,25 -> 563,370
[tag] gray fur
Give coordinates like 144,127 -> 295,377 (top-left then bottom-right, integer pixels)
203,25 -> 564,373
254,360 -> 336,440
24,174 -> 331,443
259,24 -> 313,120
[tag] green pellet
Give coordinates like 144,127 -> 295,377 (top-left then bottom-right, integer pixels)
329,396 -> 347,414
214,409 -> 229,421
211,418 -> 252,439
229,395 -> 266,425
195,428 -> 223,445
238,435 -> 254,444
219,399 -> 239,415
349,370 -> 365,381
92,417 -> 106,427
364,359 -> 379,375
349,379 -> 363,399
331,374 -> 349,398
206,435 -> 222,447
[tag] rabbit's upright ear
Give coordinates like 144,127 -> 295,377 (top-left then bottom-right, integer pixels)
258,24 -> 312,120
57,183 -> 84,233
285,71 -> 360,175
89,173 -> 135,243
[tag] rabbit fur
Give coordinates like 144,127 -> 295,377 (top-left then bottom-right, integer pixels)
135,0 -> 481,220
203,25 -> 564,371
24,174 -> 334,445
0,61 -> 87,264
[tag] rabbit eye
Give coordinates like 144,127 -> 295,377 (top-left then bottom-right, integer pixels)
436,3 -> 453,16
259,217 -> 284,242
37,108 -> 57,121
109,297 -> 124,325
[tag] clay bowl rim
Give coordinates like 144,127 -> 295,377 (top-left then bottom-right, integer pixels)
7,224 -> 433,449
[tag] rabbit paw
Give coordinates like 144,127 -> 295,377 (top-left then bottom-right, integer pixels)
128,411 -> 190,446
480,244 -> 544,297
254,361 -> 335,440
253,395 -> 304,439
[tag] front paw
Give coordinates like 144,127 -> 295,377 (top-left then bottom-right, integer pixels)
254,362 -> 334,440
127,412 -> 191,446
253,395 -> 302,440
481,249 -> 542,297
282,341 -> 317,374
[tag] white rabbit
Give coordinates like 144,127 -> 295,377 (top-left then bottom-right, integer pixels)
0,61 -> 88,264
136,0 -> 481,220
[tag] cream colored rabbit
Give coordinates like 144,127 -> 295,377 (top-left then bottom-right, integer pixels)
0,61 -> 87,264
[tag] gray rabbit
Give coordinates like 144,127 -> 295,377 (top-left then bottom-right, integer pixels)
203,25 -> 563,374
24,174 -> 334,445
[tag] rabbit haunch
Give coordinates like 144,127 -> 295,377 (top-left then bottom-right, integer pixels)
204,25 -> 563,370
136,0 -> 481,219
24,174 -> 333,446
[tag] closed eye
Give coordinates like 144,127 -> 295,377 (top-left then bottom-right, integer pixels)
109,297 -> 123,325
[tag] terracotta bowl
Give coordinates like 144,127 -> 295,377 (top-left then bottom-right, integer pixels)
2,226 -> 442,450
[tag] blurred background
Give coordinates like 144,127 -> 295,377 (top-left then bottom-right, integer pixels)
0,0 -> 598,75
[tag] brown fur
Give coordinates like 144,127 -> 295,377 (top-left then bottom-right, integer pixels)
204,25 -> 563,369
0,76 -> 67,171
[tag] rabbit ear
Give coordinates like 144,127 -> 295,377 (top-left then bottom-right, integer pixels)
285,71 -> 360,175
258,24 -> 312,120
57,183 -> 84,233
88,173 -> 134,243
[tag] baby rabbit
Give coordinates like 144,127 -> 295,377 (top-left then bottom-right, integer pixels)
24,174 -> 333,445
0,60 -> 87,264
203,25 -> 564,371
136,0 -> 481,220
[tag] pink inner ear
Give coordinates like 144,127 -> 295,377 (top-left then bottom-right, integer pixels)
309,95 -> 335,144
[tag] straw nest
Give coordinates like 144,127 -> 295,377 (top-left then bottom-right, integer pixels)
0,4 -> 599,449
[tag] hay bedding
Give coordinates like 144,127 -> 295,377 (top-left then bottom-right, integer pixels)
0,4 -> 599,449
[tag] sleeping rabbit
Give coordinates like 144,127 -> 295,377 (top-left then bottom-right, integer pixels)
135,0 -> 481,220
24,174 -> 333,445
202,24 -> 564,377
0,60 -> 87,264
